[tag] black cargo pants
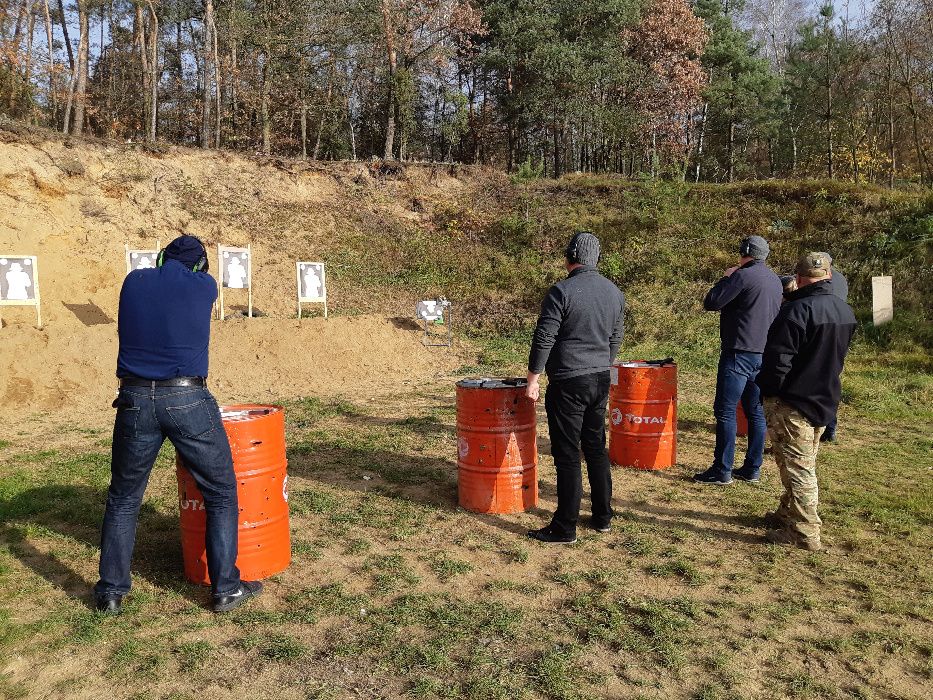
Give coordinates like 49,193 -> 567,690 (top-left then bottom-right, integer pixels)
545,370 -> 614,537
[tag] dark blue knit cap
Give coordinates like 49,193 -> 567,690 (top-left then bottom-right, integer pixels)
164,235 -> 207,270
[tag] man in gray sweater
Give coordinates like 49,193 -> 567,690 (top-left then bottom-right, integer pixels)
526,231 -> 625,544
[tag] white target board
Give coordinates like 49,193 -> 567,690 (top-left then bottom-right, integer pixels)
125,241 -> 161,275
0,255 -> 42,327
217,244 -> 252,318
296,262 -> 327,319
872,275 -> 893,326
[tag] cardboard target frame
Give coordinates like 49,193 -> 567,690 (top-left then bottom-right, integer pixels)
296,261 -> 328,319
0,255 -> 41,328
124,241 -> 161,275
217,244 -> 252,319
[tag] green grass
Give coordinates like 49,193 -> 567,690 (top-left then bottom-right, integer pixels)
1,177 -> 931,698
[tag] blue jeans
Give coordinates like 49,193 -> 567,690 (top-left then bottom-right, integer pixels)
95,385 -> 241,597
712,350 -> 767,475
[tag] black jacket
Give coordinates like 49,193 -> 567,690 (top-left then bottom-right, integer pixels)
528,266 -> 625,382
704,260 -> 783,353
757,280 -> 857,426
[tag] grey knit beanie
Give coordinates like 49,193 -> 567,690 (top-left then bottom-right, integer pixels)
740,235 -> 770,260
565,231 -> 601,266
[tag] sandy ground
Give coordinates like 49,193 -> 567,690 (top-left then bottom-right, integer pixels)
0,132 -> 476,430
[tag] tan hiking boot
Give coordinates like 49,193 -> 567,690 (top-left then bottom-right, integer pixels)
765,528 -> 822,552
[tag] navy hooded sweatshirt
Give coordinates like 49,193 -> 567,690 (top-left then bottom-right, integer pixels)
116,259 -> 217,379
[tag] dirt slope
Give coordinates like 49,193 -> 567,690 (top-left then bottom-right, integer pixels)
0,130 -> 479,426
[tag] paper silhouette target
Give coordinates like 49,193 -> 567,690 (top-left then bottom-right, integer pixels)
296,262 -> 328,318
0,258 -> 36,301
0,255 -> 42,327
220,248 -> 251,289
217,244 -> 253,319
127,250 -> 158,273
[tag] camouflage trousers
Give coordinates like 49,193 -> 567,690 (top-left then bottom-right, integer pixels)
763,397 -> 825,544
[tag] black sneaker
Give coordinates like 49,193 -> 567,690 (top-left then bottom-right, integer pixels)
733,466 -> 761,483
527,526 -> 577,544
213,580 -> 263,613
820,430 -> 836,443
588,519 -> 611,534
95,594 -> 123,616
693,468 -> 732,485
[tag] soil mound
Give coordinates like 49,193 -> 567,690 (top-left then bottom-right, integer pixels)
0,132 -> 473,428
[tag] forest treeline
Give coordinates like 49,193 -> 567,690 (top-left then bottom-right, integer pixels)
1,0 -> 931,184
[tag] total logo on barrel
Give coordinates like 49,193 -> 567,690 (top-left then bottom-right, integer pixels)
607,360 -> 678,470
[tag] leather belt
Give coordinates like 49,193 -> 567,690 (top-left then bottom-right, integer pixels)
120,377 -> 206,388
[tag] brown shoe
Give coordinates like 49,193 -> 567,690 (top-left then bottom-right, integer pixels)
765,528 -> 822,552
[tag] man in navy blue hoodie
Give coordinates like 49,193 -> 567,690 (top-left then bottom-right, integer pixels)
695,236 -> 783,485
95,235 -> 262,615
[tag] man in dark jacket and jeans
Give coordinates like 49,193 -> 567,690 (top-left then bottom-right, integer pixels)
95,235 -> 262,614
757,252 -> 856,551
695,236 -> 783,485
525,231 -> 625,544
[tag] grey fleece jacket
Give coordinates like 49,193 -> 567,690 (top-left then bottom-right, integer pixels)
528,266 -> 625,382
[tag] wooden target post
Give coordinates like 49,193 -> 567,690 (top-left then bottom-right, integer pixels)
0,255 -> 42,328
296,262 -> 328,319
217,244 -> 252,319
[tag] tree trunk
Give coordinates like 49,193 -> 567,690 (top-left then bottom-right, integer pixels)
260,45 -> 272,155
71,0 -> 89,136
56,0 -> 74,71
135,5 -> 150,138
727,118 -> 735,183
301,101 -> 308,159
694,102 -> 708,183
200,0 -> 214,148
212,14 -> 221,147
380,0 -> 397,160
147,1 -> 158,141
825,15 -> 834,179
41,0 -> 55,124
314,62 -> 335,160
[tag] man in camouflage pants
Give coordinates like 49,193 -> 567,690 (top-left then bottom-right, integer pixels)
756,252 -> 857,551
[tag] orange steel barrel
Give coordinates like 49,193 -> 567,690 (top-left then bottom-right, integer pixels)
736,401 -> 749,437
456,378 -> 538,514
608,361 -> 677,470
176,404 -> 290,585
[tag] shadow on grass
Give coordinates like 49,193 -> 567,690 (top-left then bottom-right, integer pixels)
0,484 -> 196,609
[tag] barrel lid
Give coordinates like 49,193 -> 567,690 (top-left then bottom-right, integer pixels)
456,377 -> 528,389
615,358 -> 676,368
220,405 -> 283,422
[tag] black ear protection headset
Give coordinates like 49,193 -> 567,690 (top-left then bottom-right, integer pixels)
157,236 -> 209,272
739,237 -> 752,257
565,230 -> 598,264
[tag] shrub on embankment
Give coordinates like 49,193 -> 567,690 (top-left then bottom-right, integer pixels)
388,176 -> 932,361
